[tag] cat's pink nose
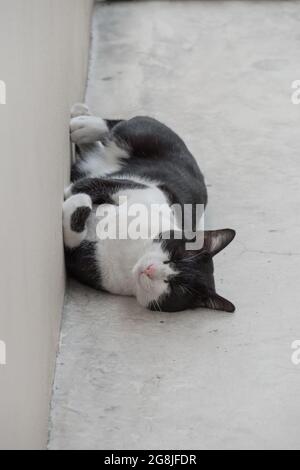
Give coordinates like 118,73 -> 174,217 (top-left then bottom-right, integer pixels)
143,264 -> 156,278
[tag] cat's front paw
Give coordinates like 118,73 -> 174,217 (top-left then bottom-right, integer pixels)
70,115 -> 108,144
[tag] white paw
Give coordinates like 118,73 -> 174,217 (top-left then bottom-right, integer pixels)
63,193 -> 92,218
70,115 -> 108,144
71,103 -> 91,118
63,194 -> 92,249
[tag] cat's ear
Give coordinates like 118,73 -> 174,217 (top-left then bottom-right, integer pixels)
204,229 -> 236,257
199,293 -> 236,313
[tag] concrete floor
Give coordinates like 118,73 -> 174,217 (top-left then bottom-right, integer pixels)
49,1 -> 300,450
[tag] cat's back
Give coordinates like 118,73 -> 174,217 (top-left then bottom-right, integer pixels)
111,116 -> 208,208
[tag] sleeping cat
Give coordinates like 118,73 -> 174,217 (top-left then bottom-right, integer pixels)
63,103 -> 236,312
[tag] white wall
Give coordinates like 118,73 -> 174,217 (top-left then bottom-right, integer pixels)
0,0 -> 94,449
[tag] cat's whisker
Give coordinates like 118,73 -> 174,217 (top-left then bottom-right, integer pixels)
185,252 -> 203,262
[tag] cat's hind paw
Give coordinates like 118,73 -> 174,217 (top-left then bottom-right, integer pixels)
63,193 -> 92,220
70,115 -> 108,145
63,194 -> 92,248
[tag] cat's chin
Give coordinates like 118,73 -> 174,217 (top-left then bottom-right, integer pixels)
132,253 -> 173,309
135,280 -> 168,309
133,266 -> 169,309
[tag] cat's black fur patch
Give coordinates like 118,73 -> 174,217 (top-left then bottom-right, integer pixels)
71,177 -> 147,204
109,117 -> 208,212
149,230 -> 236,313
65,241 -> 101,290
71,206 -> 92,233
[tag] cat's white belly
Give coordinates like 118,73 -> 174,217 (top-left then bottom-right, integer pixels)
97,237 -> 152,296
78,141 -> 130,177
94,185 -> 176,296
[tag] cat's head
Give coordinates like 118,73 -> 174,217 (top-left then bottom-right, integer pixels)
133,229 -> 236,313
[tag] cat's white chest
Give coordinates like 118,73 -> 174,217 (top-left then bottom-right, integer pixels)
97,237 -> 151,296
94,185 -> 173,296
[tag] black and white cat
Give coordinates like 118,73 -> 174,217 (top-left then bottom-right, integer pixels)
63,103 -> 236,312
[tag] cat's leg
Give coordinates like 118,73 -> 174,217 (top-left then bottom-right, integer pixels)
63,193 -> 92,248
65,239 -> 100,290
70,116 -> 108,145
66,177 -> 147,204
70,103 -> 124,145
70,104 -> 126,182
71,103 -> 123,129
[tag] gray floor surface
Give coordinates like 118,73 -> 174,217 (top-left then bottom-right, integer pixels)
49,1 -> 300,450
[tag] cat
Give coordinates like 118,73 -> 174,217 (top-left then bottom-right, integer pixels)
63,103 -> 236,313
